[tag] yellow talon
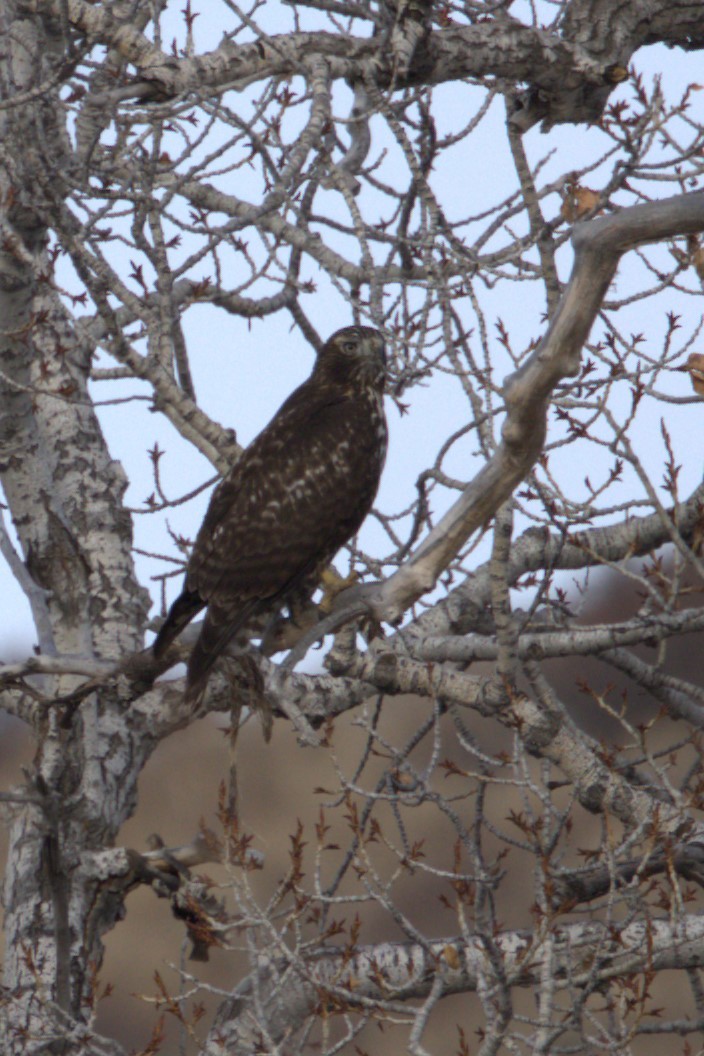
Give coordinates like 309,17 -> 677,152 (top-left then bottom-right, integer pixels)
318,566 -> 359,613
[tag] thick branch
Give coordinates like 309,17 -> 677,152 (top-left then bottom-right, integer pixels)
207,914 -> 704,1053
417,607 -> 704,663
396,478 -> 704,647
336,191 -> 704,625
37,0 -> 704,127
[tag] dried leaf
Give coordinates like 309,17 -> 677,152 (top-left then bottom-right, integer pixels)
442,944 -> 461,970
677,353 -> 704,396
560,186 -> 601,222
693,247 -> 704,280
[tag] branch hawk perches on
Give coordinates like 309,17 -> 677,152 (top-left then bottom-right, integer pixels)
153,325 -> 388,706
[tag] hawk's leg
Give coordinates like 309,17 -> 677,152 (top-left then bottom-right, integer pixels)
260,567 -> 352,655
317,565 -> 359,613
260,566 -> 378,657
259,598 -> 321,657
319,566 -> 384,644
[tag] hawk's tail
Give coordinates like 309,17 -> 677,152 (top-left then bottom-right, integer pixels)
184,601 -> 257,708
152,588 -> 204,658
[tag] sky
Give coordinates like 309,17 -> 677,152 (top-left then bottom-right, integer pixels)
1,7 -> 703,669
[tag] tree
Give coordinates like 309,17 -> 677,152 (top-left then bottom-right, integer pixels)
2,0 -> 704,1052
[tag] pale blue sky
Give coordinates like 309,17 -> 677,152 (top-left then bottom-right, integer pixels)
1,10 -> 702,665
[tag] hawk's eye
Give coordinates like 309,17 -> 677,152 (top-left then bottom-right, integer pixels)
342,341 -> 358,354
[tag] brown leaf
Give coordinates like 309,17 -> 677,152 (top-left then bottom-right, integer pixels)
560,186 -> 601,222
692,247 -> 704,281
677,352 -> 704,396
442,944 -> 461,970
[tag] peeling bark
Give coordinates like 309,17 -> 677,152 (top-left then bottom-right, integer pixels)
2,2 -> 704,1053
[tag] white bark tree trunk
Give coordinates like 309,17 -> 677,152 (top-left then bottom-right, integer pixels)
2,2 -> 704,1053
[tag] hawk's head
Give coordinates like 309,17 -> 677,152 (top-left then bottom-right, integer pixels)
317,326 -> 386,391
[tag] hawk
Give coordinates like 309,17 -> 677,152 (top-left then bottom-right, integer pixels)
153,325 -> 388,706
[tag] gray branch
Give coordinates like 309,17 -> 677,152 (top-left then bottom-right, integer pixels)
334,191 -> 704,625
206,914 -> 704,1053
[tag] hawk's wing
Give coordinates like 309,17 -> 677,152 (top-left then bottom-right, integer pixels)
182,383 -> 386,704
186,386 -> 386,613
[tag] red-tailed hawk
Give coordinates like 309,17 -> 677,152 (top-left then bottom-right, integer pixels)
153,325 -> 387,705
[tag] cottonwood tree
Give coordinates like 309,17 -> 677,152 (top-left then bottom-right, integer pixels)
2,1 -> 704,1053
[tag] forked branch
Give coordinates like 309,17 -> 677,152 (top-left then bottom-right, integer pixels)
324,190 -> 704,630
208,913 -> 704,1054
